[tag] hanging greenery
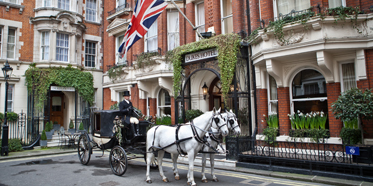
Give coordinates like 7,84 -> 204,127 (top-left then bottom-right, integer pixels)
25,64 -> 94,110
171,33 -> 241,102
135,51 -> 159,69
107,64 -> 127,81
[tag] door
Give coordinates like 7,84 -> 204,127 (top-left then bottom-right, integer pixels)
50,92 -> 64,127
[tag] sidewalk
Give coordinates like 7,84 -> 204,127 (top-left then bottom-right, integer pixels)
1,147 -> 373,186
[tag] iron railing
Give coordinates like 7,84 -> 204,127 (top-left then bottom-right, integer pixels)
108,3 -> 130,16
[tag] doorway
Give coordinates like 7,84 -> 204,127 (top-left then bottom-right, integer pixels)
50,91 -> 64,127
209,77 -> 223,110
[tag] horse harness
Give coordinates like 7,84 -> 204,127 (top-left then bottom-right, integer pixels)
149,113 -> 226,155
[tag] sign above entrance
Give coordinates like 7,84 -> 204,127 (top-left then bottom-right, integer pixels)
185,48 -> 218,63
51,86 -> 75,92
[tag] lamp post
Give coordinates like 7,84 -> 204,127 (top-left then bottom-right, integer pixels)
1,60 -> 13,156
202,82 -> 208,100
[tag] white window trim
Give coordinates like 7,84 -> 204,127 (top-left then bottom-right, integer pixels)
157,89 -> 171,117
144,20 -> 158,53
7,84 -> 14,112
219,0 -> 233,35
86,0 -> 97,22
116,35 -> 127,65
0,27 -> 3,59
58,0 -> 70,11
40,31 -> 50,61
289,69 -> 328,115
267,74 -> 278,115
7,27 -> 16,59
195,1 -> 205,41
339,61 -> 357,92
85,41 -> 97,68
56,33 -> 69,62
167,10 -> 179,51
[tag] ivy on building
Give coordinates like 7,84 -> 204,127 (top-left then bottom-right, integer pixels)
108,64 -> 127,81
171,33 -> 241,102
25,64 -> 94,110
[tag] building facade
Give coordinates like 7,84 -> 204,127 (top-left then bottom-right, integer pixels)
0,0 -> 104,140
248,0 -> 373,145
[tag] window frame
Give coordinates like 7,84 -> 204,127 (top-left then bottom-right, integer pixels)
267,74 -> 278,115
273,0 -> 311,19
58,0 -> 70,11
85,41 -> 97,68
43,0 -> 52,7
144,20 -> 158,53
220,0 -> 233,35
40,31 -> 50,61
195,1 -> 205,41
7,28 -> 16,59
167,10 -> 179,51
7,84 -> 14,112
0,27 -> 2,59
116,35 -> 127,65
56,33 -> 69,62
328,0 -> 346,8
339,61 -> 357,92
157,88 -> 171,117
86,0 -> 97,22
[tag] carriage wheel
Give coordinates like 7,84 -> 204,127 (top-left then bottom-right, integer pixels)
144,152 -> 158,169
109,146 -> 128,176
78,134 -> 91,165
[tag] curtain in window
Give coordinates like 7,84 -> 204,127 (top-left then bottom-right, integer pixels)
56,33 -> 69,61
7,84 -> 14,112
0,28 -> 2,58
147,20 -> 157,52
269,75 -> 277,100
197,3 -> 205,34
277,0 -> 310,16
7,28 -> 15,59
168,11 -> 179,51
329,0 -> 342,8
342,63 -> 356,91
87,0 -> 97,22
118,0 -> 126,6
41,32 -> 49,60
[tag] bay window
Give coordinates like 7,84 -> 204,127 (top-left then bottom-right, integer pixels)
58,0 -> 70,11
41,31 -> 50,60
56,33 -> 69,62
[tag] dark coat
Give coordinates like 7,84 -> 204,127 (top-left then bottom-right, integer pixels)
119,99 -> 134,125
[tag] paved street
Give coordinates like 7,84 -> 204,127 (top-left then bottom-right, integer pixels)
0,151 -> 333,186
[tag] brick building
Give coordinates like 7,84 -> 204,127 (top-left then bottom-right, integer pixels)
0,0 -> 103,135
248,0 -> 373,145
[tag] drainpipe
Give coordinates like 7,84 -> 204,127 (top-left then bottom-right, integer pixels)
247,0 -> 258,137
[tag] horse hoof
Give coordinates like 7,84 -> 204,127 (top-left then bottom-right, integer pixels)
201,179 -> 208,183
146,180 -> 152,184
163,178 -> 169,182
213,178 -> 219,182
187,182 -> 197,186
175,175 -> 180,180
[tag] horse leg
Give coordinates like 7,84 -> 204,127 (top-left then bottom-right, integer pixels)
187,151 -> 197,186
210,153 -> 218,182
146,152 -> 154,183
171,153 -> 180,180
157,150 -> 169,183
201,153 -> 208,183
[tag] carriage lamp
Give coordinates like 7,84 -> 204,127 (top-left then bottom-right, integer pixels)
202,82 -> 208,100
1,60 -> 13,156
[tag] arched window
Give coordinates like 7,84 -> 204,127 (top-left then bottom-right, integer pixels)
291,69 -> 328,128
158,89 -> 171,116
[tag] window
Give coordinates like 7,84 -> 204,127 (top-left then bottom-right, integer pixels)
43,0 -> 51,7
116,35 -> 126,64
58,0 -> 70,11
0,28 -> 2,58
7,28 -> 16,59
196,2 -> 205,41
7,84 -> 14,112
117,0 -> 126,7
158,89 -> 171,116
86,0 -> 97,22
145,20 -> 158,52
221,0 -> 233,34
268,75 -> 278,114
329,0 -> 345,8
41,31 -> 50,60
276,0 -> 310,17
56,33 -> 69,62
85,41 -> 96,68
167,11 -> 179,51
340,63 -> 356,92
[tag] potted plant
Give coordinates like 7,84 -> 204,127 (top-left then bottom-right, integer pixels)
68,120 -> 75,134
45,121 -> 54,139
40,130 -> 47,148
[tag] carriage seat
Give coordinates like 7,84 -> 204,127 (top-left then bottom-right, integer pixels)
93,131 -> 114,138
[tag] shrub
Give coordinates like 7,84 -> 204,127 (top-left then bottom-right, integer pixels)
0,138 -> 24,152
340,128 -> 361,145
7,112 -> 18,122
185,109 -> 204,122
45,121 -> 53,132
41,130 -> 47,140
156,116 -> 172,125
79,122 -> 84,130
0,112 -> 3,123
69,120 -> 74,129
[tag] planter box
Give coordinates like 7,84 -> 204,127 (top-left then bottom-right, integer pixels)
45,129 -> 54,140
40,140 -> 47,147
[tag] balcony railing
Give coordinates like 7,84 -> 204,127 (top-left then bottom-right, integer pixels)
108,3 -> 130,16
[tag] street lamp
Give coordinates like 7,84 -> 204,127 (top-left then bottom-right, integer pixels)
202,82 -> 208,100
1,60 -> 13,156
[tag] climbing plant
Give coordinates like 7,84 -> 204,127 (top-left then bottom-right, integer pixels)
135,51 -> 159,69
171,33 -> 241,102
25,64 -> 94,110
108,64 -> 127,81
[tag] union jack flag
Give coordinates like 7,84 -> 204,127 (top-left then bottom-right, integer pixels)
118,0 -> 168,57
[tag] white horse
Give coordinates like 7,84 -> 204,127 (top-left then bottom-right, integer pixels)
145,109 -> 229,186
201,110 -> 240,182
170,110 -> 241,182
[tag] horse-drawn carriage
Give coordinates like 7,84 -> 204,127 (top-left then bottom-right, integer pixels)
77,109 -> 154,176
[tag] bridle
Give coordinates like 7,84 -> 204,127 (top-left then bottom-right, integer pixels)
212,112 -> 227,132
225,112 -> 239,131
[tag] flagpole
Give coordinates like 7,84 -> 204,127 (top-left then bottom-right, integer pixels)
170,0 -> 203,39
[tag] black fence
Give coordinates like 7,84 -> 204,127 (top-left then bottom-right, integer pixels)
226,136 -> 373,182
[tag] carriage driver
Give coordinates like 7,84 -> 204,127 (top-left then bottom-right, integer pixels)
119,91 -> 139,139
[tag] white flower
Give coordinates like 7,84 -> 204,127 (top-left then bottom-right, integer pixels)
321,111 -> 324,115
287,114 -> 291,117
261,120 -> 264,123
263,114 -> 266,117
297,110 -> 300,113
